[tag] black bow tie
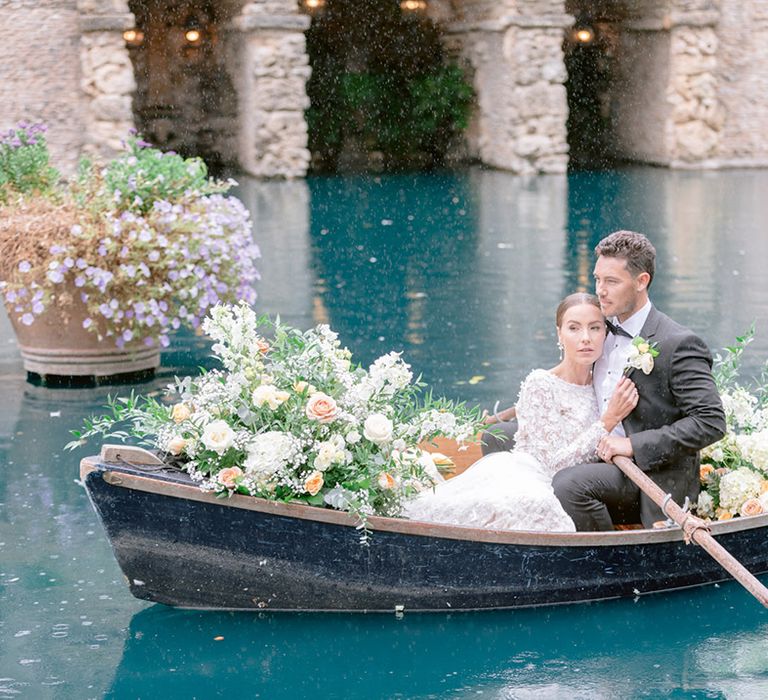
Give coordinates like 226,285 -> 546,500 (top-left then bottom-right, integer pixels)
606,320 -> 633,339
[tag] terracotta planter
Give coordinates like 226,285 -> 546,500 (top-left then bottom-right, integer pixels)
7,291 -> 159,380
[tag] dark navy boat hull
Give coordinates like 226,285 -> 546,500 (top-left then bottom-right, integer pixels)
82,458 -> 768,611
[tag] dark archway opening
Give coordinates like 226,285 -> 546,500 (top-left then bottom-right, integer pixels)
563,13 -> 620,170
303,0 -> 473,173
125,0 -> 241,174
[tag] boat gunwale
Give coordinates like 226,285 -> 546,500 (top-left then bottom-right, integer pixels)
80,456 -> 768,548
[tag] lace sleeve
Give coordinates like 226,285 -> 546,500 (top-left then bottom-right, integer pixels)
515,370 -> 607,475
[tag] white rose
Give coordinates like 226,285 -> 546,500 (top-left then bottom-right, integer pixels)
167,435 -> 187,456
314,442 -> 338,471
202,419 -> 235,455
639,352 -> 654,375
696,491 -> 715,518
346,430 -> 361,444
363,413 -> 393,445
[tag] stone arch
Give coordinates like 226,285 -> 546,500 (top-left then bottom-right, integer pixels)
3,0 -> 756,178
77,0 -> 312,177
440,0 -> 727,173
125,0 -> 247,171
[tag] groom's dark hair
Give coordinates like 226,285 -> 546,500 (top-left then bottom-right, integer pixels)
595,230 -> 656,287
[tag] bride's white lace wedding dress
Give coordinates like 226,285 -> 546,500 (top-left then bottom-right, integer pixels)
404,369 -> 608,532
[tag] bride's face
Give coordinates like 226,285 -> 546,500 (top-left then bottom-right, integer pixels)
557,304 -> 606,366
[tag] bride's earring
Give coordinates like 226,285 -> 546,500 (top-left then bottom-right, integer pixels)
557,340 -> 563,360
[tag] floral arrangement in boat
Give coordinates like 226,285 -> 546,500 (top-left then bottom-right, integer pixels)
696,327 -> 768,521
69,303 -> 483,539
0,121 -> 259,373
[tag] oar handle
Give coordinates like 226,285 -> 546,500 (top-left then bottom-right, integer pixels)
613,456 -> 768,609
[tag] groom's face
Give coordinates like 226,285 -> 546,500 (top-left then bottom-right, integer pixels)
593,255 -> 644,321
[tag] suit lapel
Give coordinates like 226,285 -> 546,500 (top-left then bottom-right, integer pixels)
622,306 -> 660,394
638,305 -> 661,341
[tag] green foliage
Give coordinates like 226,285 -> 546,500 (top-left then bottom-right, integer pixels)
97,135 -> 228,214
336,65 -> 473,162
712,323 -> 756,393
66,391 -> 170,451
0,123 -> 60,203
305,3 -> 474,170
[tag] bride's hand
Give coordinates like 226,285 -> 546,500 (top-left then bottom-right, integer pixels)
601,377 -> 639,432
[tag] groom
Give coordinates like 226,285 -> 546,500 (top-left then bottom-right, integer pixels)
551,230 -> 726,529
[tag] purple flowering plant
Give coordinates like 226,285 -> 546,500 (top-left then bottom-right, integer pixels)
0,124 -> 260,349
0,122 -> 59,202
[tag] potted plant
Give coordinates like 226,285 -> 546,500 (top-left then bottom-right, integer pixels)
0,122 -> 260,381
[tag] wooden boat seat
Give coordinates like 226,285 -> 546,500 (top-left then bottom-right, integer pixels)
420,435 -> 483,478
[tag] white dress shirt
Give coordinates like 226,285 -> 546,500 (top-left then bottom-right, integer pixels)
593,300 -> 653,436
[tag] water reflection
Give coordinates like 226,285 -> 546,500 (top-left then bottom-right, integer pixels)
235,178 -> 314,329
107,584 -> 767,699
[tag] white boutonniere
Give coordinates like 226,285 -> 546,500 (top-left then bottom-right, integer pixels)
624,336 -> 660,375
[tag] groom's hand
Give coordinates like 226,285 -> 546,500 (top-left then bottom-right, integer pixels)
597,435 -> 633,462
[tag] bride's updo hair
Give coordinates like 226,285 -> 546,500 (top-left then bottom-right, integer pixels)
555,292 -> 602,327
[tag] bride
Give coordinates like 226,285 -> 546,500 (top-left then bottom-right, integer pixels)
404,292 -> 639,532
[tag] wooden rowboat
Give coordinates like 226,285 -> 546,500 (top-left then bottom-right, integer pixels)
80,443 -> 768,612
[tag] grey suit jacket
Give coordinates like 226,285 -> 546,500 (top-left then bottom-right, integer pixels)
623,306 -> 726,521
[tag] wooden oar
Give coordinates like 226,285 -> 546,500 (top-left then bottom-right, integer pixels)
613,456 -> 768,608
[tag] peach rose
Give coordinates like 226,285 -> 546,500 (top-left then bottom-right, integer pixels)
700,463 -> 715,483
167,436 -> 187,456
218,466 -> 243,489
739,498 -> 764,518
377,472 -> 396,490
305,393 -> 339,423
716,509 -> 733,521
256,338 -> 270,354
304,470 -> 324,496
715,467 -> 729,477
760,480 -> 768,495
171,403 -> 192,423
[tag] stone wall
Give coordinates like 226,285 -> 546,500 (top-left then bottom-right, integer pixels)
716,0 -> 768,166
0,0 -> 86,174
667,23 -> 722,165
0,0 -> 135,173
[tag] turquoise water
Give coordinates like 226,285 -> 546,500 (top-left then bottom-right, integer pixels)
1,167 -> 768,698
